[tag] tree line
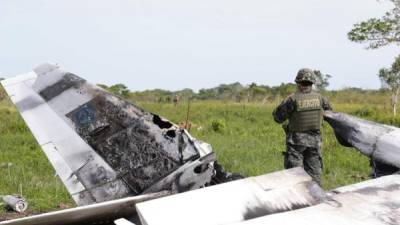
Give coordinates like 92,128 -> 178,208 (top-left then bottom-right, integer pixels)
96,70 -> 331,103
97,76 -> 391,105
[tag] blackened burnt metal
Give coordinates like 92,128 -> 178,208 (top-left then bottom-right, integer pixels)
39,73 -> 86,101
60,75 -> 208,195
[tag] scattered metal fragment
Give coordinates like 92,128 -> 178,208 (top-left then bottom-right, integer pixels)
1,196 -> 28,213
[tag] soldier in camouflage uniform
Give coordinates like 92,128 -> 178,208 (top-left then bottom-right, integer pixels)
273,68 -> 332,185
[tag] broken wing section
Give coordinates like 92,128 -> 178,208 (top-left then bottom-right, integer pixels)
324,111 -> 400,168
231,175 -> 400,225
136,168 -> 327,225
1,63 -> 214,206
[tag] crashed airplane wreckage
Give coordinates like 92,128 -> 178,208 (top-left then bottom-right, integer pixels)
1,63 -> 218,206
1,63 -> 400,225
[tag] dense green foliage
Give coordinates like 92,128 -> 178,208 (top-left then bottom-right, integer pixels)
127,82 -> 303,103
347,0 -> 400,114
98,83 -> 130,98
348,0 -> 400,49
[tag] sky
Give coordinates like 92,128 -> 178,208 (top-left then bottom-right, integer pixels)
0,0 -> 399,91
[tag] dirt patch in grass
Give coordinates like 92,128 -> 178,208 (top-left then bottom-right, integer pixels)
0,211 -> 40,222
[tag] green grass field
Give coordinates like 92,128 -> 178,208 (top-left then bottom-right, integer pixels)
0,94 -> 397,215
138,101 -> 372,188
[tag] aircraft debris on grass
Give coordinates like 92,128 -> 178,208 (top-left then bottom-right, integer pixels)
0,63 -> 399,225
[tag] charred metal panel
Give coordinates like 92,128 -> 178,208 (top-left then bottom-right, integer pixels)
143,153 -> 215,194
95,126 -> 180,194
65,96 -> 188,194
39,73 -> 85,101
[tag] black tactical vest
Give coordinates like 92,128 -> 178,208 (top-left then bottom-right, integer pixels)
288,91 -> 323,132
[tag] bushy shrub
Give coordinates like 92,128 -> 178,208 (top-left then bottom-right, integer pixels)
211,119 -> 226,132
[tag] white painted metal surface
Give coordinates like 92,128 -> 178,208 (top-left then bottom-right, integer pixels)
114,219 -> 136,225
0,192 -> 169,225
137,168 -> 326,225
332,174 -> 400,194
231,175 -> 400,225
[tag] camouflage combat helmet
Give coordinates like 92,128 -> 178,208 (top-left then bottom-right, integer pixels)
295,68 -> 315,84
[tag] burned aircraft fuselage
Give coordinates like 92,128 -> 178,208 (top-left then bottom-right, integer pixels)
64,87 -> 195,195
3,63 -> 214,205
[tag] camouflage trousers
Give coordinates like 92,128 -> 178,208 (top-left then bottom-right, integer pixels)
284,143 -> 323,185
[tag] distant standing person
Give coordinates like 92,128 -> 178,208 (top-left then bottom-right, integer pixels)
173,95 -> 180,106
273,68 -> 332,185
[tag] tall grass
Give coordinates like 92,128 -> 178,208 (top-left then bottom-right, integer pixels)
138,101 -> 372,189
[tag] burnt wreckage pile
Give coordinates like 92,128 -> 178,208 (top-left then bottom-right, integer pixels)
64,87 -> 199,195
8,63 -> 237,205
